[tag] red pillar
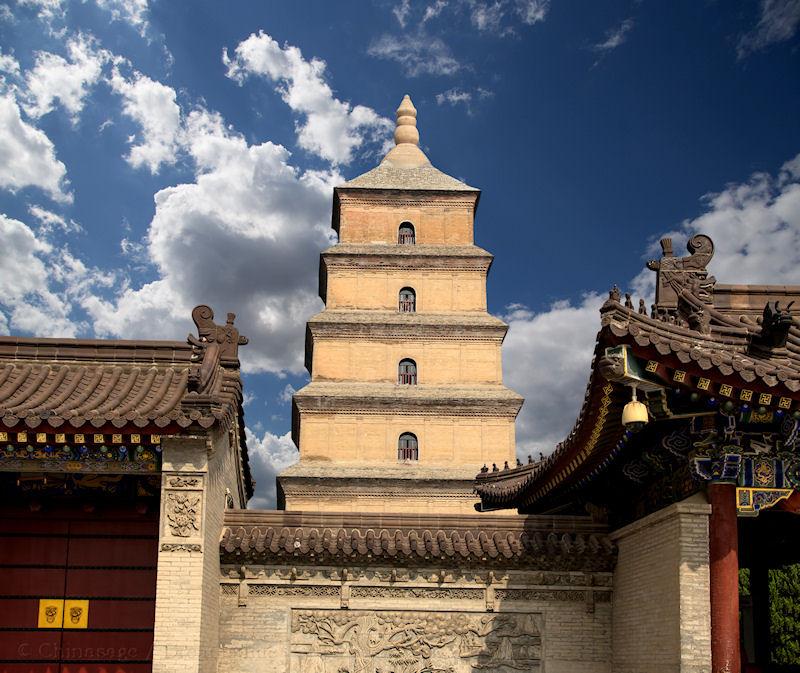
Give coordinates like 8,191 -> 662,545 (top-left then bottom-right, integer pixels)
709,482 -> 740,673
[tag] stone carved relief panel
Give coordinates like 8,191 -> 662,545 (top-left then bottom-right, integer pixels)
165,491 -> 201,537
290,609 -> 542,673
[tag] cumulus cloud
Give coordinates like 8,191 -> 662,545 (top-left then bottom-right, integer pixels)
0,212 -> 114,337
223,32 -> 391,165
504,152 -> 800,458
94,0 -> 149,36
22,34 -> 109,121
368,32 -> 462,77
0,51 -> 21,79
85,105 -> 335,375
738,0 -> 800,57
0,94 -> 71,202
640,152 -> 800,290
501,295 -> 605,458
109,66 -> 182,172
245,428 -> 298,509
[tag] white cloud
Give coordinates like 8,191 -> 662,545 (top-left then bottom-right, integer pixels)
664,152 -> 800,286
0,212 -> 82,336
85,105 -> 336,376
244,428 -> 298,508
109,66 -> 182,173
94,0 -> 149,36
17,0 -> 65,26
738,0 -> 800,57
422,0 -> 448,23
393,0 -> 412,27
368,32 -> 461,77
23,34 -> 109,121
278,383 -> 296,404
0,51 -> 21,79
504,152 -> 800,458
592,18 -> 635,54
501,295 -> 605,458
223,32 -> 391,166
28,204 -> 82,234
515,0 -> 549,25
0,94 -> 71,202
435,87 -> 493,110
467,0 -> 549,34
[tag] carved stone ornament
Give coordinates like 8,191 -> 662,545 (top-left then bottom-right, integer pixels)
187,305 -> 249,394
160,543 -> 202,553
290,609 -> 543,673
168,476 -> 200,488
165,492 -> 201,537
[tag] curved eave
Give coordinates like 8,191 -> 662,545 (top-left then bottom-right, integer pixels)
475,301 -> 800,512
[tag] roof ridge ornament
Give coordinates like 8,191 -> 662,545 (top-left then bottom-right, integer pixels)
380,94 -> 431,169
646,234 -> 717,328
187,305 -> 248,395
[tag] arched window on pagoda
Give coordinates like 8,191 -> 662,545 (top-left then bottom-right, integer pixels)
398,432 -> 419,461
398,222 -> 415,245
399,287 -> 416,313
398,358 -> 417,385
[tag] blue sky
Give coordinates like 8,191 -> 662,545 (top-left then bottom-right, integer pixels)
1,0 -> 799,506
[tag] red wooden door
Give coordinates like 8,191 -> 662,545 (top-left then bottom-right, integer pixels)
0,505 -> 158,673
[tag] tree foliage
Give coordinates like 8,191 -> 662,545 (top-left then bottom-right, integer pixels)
769,564 -> 800,665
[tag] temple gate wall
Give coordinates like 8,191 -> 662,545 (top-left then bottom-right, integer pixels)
610,496 -> 712,673
216,566 -> 613,673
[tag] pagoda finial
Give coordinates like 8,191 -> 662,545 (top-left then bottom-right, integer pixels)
394,94 -> 419,147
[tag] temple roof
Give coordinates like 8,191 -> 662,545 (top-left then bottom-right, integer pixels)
339,95 -> 478,193
475,234 -> 800,512
220,510 -> 614,570
0,305 -> 253,497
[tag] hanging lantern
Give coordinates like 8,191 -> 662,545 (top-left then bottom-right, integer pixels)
622,384 -> 649,430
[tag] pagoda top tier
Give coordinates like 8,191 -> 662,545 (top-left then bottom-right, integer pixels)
341,95 -> 478,192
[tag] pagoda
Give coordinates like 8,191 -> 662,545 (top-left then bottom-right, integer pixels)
279,96 -> 523,513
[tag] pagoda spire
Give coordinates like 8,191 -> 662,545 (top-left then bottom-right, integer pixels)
381,94 -> 430,168
394,94 -> 419,146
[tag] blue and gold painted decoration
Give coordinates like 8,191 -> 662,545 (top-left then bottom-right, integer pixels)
736,487 -> 793,517
693,450 -> 742,482
0,431 -> 162,473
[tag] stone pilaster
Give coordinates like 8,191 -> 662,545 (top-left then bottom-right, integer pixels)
152,435 -> 211,673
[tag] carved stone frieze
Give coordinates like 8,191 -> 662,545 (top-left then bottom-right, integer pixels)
160,543 -> 202,553
495,588 -> 611,603
221,564 -> 614,588
168,475 -> 201,488
290,609 -> 542,673
350,587 -> 483,600
247,585 -> 339,598
165,492 -> 201,537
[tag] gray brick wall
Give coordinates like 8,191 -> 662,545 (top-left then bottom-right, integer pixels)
610,495 -> 712,673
